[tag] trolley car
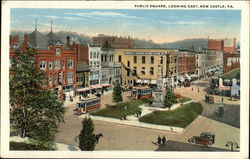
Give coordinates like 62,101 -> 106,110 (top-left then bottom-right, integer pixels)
131,87 -> 153,100
75,96 -> 101,114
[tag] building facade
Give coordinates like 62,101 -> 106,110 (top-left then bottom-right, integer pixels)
178,50 -> 196,81
224,38 -> 236,53
208,39 -> 224,51
114,48 -> 179,87
10,28 -> 77,98
223,53 -> 240,73
195,52 -> 207,78
93,34 -> 135,49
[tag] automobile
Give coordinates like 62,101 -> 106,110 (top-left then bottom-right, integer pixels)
205,94 -> 214,104
188,132 -> 215,146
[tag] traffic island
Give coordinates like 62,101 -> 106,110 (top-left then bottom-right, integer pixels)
139,102 -> 203,128
90,98 -> 153,119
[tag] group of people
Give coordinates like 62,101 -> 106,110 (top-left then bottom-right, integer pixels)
191,87 -> 200,92
157,136 -> 167,145
135,110 -> 142,118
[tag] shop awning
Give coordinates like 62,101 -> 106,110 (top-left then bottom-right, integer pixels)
101,84 -> 111,87
143,80 -> 149,84
151,80 -> 157,84
76,87 -> 90,92
185,73 -> 191,81
190,74 -> 198,78
136,79 -> 142,83
90,85 -> 103,89
178,76 -> 185,82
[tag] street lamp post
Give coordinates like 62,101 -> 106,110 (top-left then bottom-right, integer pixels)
225,141 -> 240,152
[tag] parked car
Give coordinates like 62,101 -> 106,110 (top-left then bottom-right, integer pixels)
188,132 -> 215,146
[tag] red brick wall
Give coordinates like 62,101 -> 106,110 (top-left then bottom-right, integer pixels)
208,39 -> 224,51
223,53 -> 240,73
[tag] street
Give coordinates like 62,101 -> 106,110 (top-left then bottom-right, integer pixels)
55,78 -> 240,151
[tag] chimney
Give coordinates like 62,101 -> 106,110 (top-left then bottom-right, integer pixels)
24,33 -> 29,43
67,36 -> 70,47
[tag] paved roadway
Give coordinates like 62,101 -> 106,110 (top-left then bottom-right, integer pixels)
55,78 -> 240,151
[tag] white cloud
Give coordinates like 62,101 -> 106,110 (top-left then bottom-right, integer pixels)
45,15 -> 81,21
158,20 -> 203,25
65,11 -> 143,19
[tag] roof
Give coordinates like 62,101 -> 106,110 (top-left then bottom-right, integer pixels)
76,61 -> 89,71
47,31 -> 63,45
29,29 -> 49,49
221,68 -> 240,79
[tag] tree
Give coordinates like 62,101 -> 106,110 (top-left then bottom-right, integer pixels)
78,117 -> 96,151
164,89 -> 177,110
112,83 -> 123,106
10,47 -> 65,149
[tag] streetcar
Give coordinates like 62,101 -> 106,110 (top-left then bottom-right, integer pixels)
131,87 -> 153,100
75,96 -> 101,114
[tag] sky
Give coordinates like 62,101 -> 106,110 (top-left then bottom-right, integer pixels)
10,9 -> 241,43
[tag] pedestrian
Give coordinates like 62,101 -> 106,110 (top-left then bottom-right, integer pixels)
198,88 -> 200,92
162,136 -> 166,145
192,87 -> 193,91
139,110 -> 142,117
157,136 -> 162,145
136,111 -> 139,118
221,97 -> 224,103
70,96 -> 73,102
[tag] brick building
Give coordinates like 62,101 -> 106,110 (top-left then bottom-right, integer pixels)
10,26 -> 77,98
223,53 -> 240,73
208,39 -> 224,51
93,34 -> 135,49
224,38 -> 236,53
178,50 -> 196,81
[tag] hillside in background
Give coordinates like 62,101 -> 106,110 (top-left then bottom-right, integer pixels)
11,31 -> 214,50
160,38 -> 209,50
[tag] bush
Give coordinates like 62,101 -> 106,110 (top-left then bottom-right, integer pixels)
10,141 -> 54,151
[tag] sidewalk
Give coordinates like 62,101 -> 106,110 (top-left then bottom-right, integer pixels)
80,101 -> 195,133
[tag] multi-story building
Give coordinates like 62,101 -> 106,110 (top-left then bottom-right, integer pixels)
93,34 -> 135,49
10,27 -> 77,98
224,38 -> 236,53
88,45 -> 102,86
195,52 -> 207,78
100,48 -> 121,85
223,53 -> 240,73
202,49 -> 223,75
178,50 -> 196,81
208,39 -> 224,51
114,48 -> 179,87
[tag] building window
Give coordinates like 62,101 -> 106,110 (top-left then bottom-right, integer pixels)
93,52 -> 96,58
68,59 -> 74,68
151,56 -> 154,64
55,60 -> 60,70
127,61 -> 130,67
49,75 -> 53,86
142,56 -> 146,64
133,56 -> 137,64
54,74 -> 58,85
56,48 -> 61,55
174,66 -> 177,73
141,67 -> 145,75
127,70 -> 130,76
49,61 -> 53,70
197,55 -> 199,59
77,75 -> 83,82
150,67 -> 154,75
133,67 -> 137,74
40,60 -> 46,70
90,52 -> 93,58
68,72 -> 74,84
160,56 -> 163,64
118,55 -> 122,62
174,57 -> 177,63
62,60 -> 65,70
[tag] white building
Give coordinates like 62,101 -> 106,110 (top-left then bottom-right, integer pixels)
89,45 -> 102,86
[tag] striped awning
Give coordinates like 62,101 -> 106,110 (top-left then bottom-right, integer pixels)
151,80 -> 157,84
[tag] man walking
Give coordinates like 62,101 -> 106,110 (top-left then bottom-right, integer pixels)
162,136 -> 166,145
157,136 -> 162,145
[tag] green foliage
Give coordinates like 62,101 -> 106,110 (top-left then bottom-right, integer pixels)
9,48 -> 65,147
139,102 -> 203,128
164,89 -> 177,110
112,83 -> 123,105
78,118 -> 96,151
91,98 -> 153,119
10,141 -> 55,151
